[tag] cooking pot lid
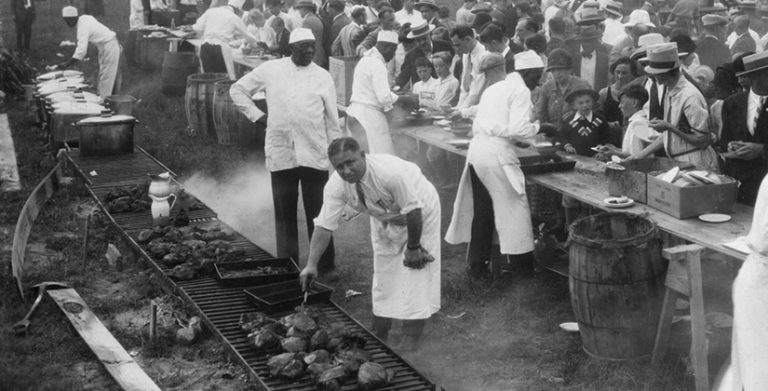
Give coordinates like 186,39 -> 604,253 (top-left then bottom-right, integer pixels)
36,70 -> 83,81
38,76 -> 85,88
54,102 -> 106,114
77,114 -> 136,124
48,91 -> 103,104
38,83 -> 89,96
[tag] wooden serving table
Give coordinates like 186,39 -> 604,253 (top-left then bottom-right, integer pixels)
398,123 -> 753,391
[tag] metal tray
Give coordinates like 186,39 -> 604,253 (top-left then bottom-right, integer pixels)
214,258 -> 299,287
244,280 -> 334,313
519,154 -> 577,175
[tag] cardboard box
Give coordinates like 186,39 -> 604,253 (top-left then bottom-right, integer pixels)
329,56 -> 358,107
606,158 -> 693,204
646,173 -> 738,219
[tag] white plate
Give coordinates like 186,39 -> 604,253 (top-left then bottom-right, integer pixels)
559,322 -> 579,332
590,145 -> 608,153
605,162 -> 625,171
603,196 -> 635,208
660,166 -> 681,183
698,213 -> 731,223
447,139 -> 470,148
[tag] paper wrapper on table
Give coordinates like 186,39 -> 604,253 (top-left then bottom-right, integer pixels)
329,56 -> 358,107
606,158 -> 694,204
646,173 -> 737,219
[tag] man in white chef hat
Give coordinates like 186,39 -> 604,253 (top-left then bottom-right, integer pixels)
50,6 -> 122,98
346,30 -> 415,155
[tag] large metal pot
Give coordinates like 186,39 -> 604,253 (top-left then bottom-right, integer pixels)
77,114 -> 136,157
105,95 -> 139,115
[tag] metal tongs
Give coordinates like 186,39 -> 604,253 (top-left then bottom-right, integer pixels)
300,281 -> 312,311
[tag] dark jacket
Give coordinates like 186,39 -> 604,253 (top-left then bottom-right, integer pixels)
558,111 -> 612,157
303,13 -> 327,67
720,91 -> 768,205
395,40 -> 453,88
328,13 -> 351,57
570,43 -> 611,91
731,33 -> 757,57
696,35 -> 731,72
11,0 -> 35,23
271,28 -> 291,57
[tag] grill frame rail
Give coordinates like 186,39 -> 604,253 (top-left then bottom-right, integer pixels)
61,149 -> 439,391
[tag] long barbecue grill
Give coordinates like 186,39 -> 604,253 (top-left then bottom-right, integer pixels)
61,147 -> 438,391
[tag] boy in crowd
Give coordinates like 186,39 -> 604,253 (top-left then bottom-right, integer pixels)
600,84 -> 658,158
559,89 -> 612,157
413,56 -> 438,111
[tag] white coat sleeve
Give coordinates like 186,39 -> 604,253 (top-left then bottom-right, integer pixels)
322,74 -> 342,142
73,23 -> 90,60
507,87 -> 539,140
313,176 -> 347,231
373,63 -> 398,112
193,10 -> 208,34
387,165 -> 424,215
230,67 -> 267,122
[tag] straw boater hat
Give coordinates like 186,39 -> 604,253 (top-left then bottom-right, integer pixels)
603,0 -> 623,18
644,43 -> 680,74
514,50 -> 545,70
630,32 -> 664,61
62,6 -> 78,17
565,89 -> 600,104
415,0 -> 439,10
546,48 -> 573,71
575,7 -> 606,26
736,51 -> 768,76
702,14 -> 729,27
575,25 -> 603,41
624,9 -> 655,27
295,0 -> 316,11
407,21 -> 435,39
228,0 -> 246,9
289,27 -> 315,44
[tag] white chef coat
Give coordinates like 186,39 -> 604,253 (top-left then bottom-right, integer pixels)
445,72 -> 538,255
719,176 -> 768,391
194,6 -> 251,45
314,154 -> 441,320
347,47 -> 400,154
230,57 -> 341,172
727,29 -> 765,53
72,15 -> 121,98
130,0 -> 145,29
457,43 -> 487,111
394,8 -> 424,26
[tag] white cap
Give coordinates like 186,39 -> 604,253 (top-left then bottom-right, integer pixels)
228,0 -> 246,8
62,6 -> 78,17
289,27 -> 315,44
377,30 -> 399,45
514,50 -> 544,70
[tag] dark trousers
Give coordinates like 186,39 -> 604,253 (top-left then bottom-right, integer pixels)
372,315 -> 426,340
467,165 -> 494,271
271,167 -> 335,272
15,18 -> 33,51
200,43 -> 227,74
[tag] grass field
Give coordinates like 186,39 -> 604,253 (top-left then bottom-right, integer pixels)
0,1 -> 739,390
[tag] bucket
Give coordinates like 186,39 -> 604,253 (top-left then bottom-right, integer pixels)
162,52 -> 199,96
137,33 -> 167,70
568,213 -> 666,361
185,73 -> 229,137
105,95 -> 139,116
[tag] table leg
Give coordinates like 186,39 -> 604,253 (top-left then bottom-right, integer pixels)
686,248 -> 709,391
652,288 -> 679,364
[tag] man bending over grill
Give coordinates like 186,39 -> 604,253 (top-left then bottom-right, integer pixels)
300,137 -> 441,352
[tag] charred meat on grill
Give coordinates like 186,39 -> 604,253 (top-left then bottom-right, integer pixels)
267,352 -> 305,379
357,362 -> 395,390
316,365 -> 347,391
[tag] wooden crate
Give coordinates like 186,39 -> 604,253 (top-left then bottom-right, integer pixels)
606,158 -> 693,204
646,174 -> 738,219
329,56 -> 358,107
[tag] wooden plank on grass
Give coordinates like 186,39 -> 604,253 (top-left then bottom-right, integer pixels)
48,288 -> 162,391
0,113 -> 22,192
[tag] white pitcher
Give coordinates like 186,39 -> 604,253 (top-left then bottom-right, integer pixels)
150,194 -> 177,226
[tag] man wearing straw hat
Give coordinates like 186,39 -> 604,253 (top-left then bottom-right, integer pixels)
394,20 -> 452,89
570,24 -> 610,91
697,14 -> 731,71
348,30 -> 413,154
230,27 -> 341,277
609,9 -> 654,65
49,6 -> 121,98
601,0 -> 624,46
415,0 -> 440,27
194,0 -> 261,79
628,43 -> 720,171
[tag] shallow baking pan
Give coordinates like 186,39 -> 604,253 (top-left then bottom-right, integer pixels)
214,258 -> 299,287
244,280 -> 334,313
519,154 -> 577,175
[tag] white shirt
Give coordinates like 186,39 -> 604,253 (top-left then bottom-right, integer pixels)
747,89 -> 765,136
622,110 -> 652,154
394,8 -> 424,26
73,15 -> 117,60
230,58 -> 341,172
130,0 -> 145,29
194,6 -> 251,45
314,154 -> 430,232
727,29 -> 765,53
457,43 -> 487,111
150,0 -> 168,10
456,7 -> 475,26
387,43 -> 407,86
603,18 -> 624,45
580,49 -> 597,89
265,12 -> 298,32
350,48 -> 399,112
433,74 -> 459,110
413,77 -> 439,110
365,6 -> 378,24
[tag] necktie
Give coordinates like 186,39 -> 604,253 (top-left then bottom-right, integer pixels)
752,96 -> 766,135
355,182 -> 367,208
649,80 -> 664,120
463,54 -> 472,92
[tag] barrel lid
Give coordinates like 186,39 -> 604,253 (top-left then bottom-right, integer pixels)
77,114 -> 136,124
53,102 -> 106,114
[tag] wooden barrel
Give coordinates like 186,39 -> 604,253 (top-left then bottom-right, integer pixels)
162,52 -> 199,96
568,213 -> 666,361
136,34 -> 167,70
185,73 -> 229,137
213,80 -> 246,145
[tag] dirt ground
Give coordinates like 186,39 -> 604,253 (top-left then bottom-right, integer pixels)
0,2 -> 743,391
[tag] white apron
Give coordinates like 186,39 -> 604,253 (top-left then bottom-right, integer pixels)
129,0 -> 145,29
368,184 -> 441,320
346,102 -> 394,155
96,39 -> 122,98
445,134 -> 535,255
